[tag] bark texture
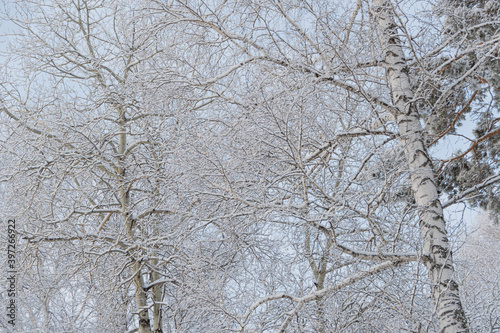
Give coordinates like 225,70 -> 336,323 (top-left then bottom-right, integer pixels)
372,0 -> 469,331
119,111 -> 153,333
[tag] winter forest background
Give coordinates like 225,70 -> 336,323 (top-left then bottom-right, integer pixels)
0,0 -> 499,332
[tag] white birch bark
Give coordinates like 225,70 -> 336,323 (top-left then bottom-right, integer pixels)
372,1 -> 469,331
119,109 -> 153,333
151,260 -> 163,333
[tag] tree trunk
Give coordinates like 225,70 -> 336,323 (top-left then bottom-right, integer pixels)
372,0 -> 469,331
151,259 -> 163,333
119,109 -> 153,333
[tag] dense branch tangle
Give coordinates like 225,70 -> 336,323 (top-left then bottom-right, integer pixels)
2,0 -> 499,332
1,1 -> 202,332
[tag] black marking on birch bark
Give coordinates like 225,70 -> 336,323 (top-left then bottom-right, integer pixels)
429,199 -> 442,209
419,223 -> 444,235
388,39 -> 402,47
385,50 -> 399,58
418,158 -> 432,168
421,203 -> 443,214
409,151 -> 420,165
393,95 -> 408,105
396,95 -> 411,104
373,2 -> 391,13
429,262 -> 453,271
400,65 -> 410,74
415,147 -> 429,156
397,118 -> 412,125
139,318 -> 151,328
418,220 -> 439,228
452,308 -> 469,329
387,22 -> 397,29
431,245 -> 450,258
424,213 -> 441,222
421,254 -> 431,263
418,194 -> 430,201
417,176 -> 434,187
387,60 -> 406,67
423,224 -> 446,235
443,280 -> 460,291
432,214 -> 444,222
387,23 -> 398,33
440,311 -> 458,323
440,307 -> 468,330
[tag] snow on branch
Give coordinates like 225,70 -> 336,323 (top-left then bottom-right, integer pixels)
239,260 -> 406,332
442,173 -> 500,208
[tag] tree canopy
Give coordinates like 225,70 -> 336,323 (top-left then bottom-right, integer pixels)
1,0 -> 499,332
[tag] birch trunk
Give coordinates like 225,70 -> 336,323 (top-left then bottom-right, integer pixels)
372,1 -> 469,331
119,109 -> 153,333
151,260 -> 163,332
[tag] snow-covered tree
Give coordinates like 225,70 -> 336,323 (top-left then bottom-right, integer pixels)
1,0 -> 499,332
0,1 -> 239,331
